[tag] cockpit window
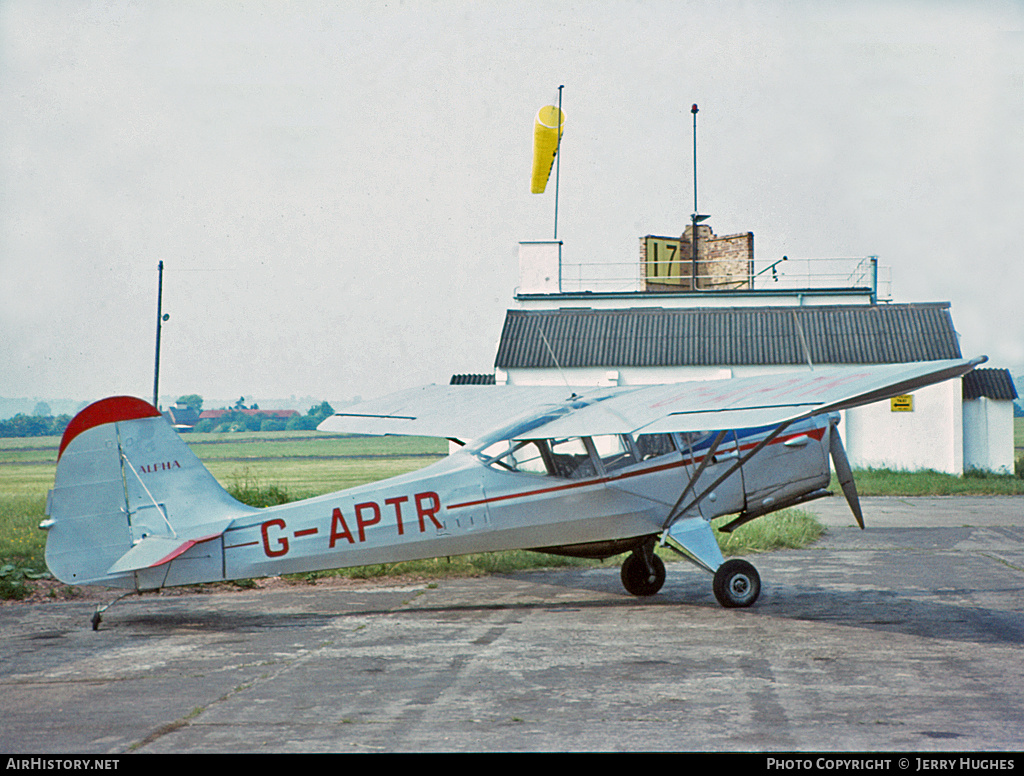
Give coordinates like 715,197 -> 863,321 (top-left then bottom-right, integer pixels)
635,433 -> 676,461
505,441 -> 548,475
591,435 -> 637,473
548,438 -> 596,479
479,439 -> 548,475
478,431 -> 682,479
480,437 -> 597,480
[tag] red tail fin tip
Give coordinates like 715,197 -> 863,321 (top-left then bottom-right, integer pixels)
58,396 -> 162,460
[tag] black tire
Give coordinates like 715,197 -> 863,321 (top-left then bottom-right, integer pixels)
620,551 -> 666,597
713,559 -> 760,608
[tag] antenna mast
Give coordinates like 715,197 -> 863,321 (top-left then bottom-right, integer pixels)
690,103 -> 709,289
553,85 -> 564,240
692,103 -> 699,215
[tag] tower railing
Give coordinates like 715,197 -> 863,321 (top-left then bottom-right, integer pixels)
552,255 -> 890,300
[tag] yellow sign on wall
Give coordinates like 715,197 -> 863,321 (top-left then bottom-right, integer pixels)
891,395 -> 914,412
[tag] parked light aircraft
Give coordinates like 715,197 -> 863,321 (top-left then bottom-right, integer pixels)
42,357 -> 984,628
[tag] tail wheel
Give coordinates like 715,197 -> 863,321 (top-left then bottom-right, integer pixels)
713,559 -> 760,608
620,551 -> 666,597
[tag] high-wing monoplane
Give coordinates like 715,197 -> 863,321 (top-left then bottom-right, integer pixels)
42,357 -> 984,628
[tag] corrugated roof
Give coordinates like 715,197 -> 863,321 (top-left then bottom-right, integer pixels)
449,373 -> 496,385
494,304 -> 962,368
962,368 -> 1019,401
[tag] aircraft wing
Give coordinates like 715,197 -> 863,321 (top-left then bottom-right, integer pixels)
317,384 -> 637,441
319,357 -> 985,441
532,357 -> 986,438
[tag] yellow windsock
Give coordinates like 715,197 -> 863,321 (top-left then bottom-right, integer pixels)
530,105 -> 566,194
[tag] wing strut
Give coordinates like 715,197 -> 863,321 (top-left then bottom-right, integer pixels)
662,420 -> 796,531
661,429 -> 728,527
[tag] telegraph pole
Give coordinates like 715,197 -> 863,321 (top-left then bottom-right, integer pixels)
153,261 -> 168,409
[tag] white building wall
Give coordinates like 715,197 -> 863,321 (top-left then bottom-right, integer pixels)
963,397 -> 1015,474
842,380 -> 962,474
517,242 -> 562,294
498,365 -> 732,386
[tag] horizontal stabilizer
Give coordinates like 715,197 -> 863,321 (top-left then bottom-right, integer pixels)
106,520 -> 233,574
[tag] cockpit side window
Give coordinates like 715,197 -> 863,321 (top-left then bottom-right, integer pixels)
481,437 -> 596,480
479,439 -> 549,475
548,437 -> 596,479
591,434 -> 637,473
635,433 -> 676,461
674,431 -> 715,463
479,431 -> 683,478
507,441 -> 548,475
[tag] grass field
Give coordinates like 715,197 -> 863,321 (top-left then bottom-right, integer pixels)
3,426 -> 1022,598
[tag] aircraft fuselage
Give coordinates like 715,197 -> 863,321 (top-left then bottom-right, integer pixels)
163,415 -> 834,589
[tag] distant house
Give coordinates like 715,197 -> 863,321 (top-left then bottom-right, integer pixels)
195,409 -> 299,434
198,409 -> 299,422
163,407 -> 301,432
163,402 -> 201,431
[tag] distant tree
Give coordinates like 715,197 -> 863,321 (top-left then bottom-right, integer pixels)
177,394 -> 203,412
51,414 -> 71,436
307,401 -> 335,423
32,401 -> 51,417
285,415 -> 319,431
0,414 -> 50,437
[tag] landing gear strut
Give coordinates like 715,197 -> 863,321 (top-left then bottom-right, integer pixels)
620,541 -> 666,597
90,591 -> 137,630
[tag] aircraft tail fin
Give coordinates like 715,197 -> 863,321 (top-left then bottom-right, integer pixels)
44,397 -> 258,589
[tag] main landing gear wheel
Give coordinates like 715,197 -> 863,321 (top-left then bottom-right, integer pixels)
620,550 -> 666,597
713,559 -> 761,608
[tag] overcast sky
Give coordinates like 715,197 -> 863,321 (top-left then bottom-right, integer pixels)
2,0 -> 1022,409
